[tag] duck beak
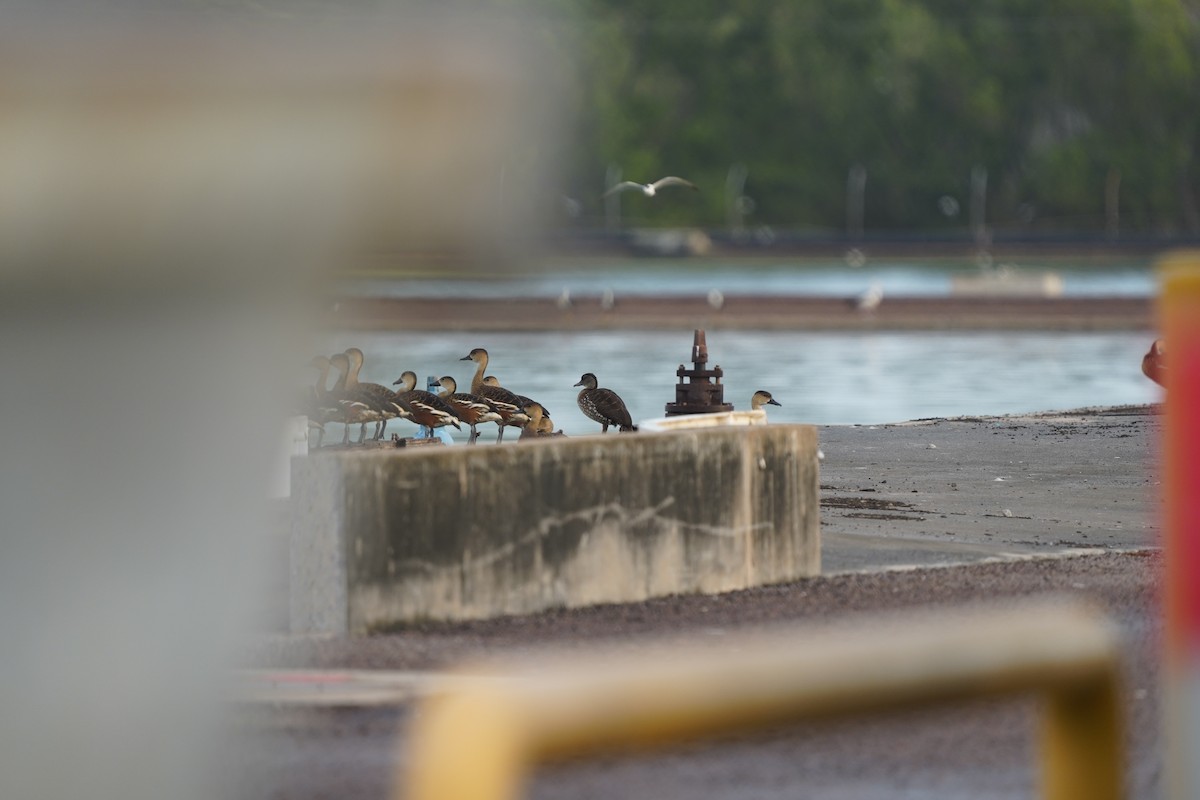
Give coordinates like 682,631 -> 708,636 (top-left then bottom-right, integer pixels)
768,398 -> 782,407
459,355 -> 472,361
392,378 -> 403,385
573,380 -> 585,387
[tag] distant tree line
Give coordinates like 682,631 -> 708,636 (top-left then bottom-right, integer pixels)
551,0 -> 1200,236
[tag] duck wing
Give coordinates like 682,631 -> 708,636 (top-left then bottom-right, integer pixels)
397,390 -> 463,429
579,387 -> 633,428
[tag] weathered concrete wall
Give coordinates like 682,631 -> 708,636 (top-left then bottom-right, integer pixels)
291,425 -> 820,634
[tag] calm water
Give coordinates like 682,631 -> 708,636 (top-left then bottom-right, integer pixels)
320,329 -> 1160,438
342,258 -> 1156,300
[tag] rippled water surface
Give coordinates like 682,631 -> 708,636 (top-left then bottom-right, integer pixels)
320,329 -> 1159,438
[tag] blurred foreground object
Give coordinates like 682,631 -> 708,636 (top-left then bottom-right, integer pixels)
1160,253 -> 1200,800
1143,338 -> 1167,387
0,15 -> 559,800
401,600 -> 1122,800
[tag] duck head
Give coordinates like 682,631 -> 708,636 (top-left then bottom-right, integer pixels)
437,375 -> 457,393
460,348 -> 489,364
391,371 -> 418,391
574,372 -> 599,389
751,390 -> 781,410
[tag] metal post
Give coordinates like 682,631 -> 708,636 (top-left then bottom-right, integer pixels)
1106,168 -> 1121,239
970,164 -> 988,247
726,162 -> 749,234
847,163 -> 867,241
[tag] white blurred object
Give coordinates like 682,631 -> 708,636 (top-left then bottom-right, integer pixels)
951,268 -> 1065,298
855,281 -> 884,312
0,15 -> 560,800
639,410 -> 769,431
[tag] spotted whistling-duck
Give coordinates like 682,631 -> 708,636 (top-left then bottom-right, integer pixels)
574,372 -> 637,433
751,390 -> 782,413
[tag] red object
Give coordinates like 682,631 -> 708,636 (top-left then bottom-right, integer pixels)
1163,261 -> 1200,662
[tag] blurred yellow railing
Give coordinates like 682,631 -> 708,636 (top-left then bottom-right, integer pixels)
399,600 -> 1122,800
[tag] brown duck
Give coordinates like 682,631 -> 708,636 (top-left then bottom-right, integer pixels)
343,347 -> 411,440
328,352 -> 406,445
436,376 -> 501,444
391,371 -> 464,431
460,348 -> 532,442
519,401 -> 550,440
574,372 -> 637,433
300,355 -> 337,448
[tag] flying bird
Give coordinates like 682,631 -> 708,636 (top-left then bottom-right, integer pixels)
603,176 -> 699,198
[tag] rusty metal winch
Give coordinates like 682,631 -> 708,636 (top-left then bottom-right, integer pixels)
664,329 -> 735,416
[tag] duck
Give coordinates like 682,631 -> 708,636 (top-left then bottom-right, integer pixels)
537,415 -> 565,436
327,352 -> 398,445
460,348 -> 532,442
299,355 -> 338,448
574,372 -> 637,433
1142,339 -> 1165,388
343,347 -> 411,440
519,401 -> 550,440
391,371 -> 464,431
602,176 -> 699,198
751,390 -> 782,413
435,375 -> 501,444
481,375 -> 551,422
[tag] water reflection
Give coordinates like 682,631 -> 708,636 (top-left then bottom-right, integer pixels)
319,329 -> 1159,438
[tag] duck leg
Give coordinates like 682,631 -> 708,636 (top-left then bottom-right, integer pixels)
496,423 -> 506,444
375,420 -> 387,440
602,422 -> 609,434
357,422 -> 368,444
341,423 -> 351,446
468,424 -> 479,445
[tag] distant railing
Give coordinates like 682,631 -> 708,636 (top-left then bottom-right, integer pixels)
399,601 -> 1122,800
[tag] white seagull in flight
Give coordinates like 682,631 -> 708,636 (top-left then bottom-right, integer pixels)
603,176 -> 699,198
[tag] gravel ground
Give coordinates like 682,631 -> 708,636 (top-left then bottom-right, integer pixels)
232,407 -> 1165,799
234,550 -> 1161,800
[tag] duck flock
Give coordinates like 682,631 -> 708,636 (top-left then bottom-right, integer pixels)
300,346 -> 782,447
302,346 -> 640,446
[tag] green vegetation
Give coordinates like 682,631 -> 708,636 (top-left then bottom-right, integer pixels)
554,0 -> 1200,235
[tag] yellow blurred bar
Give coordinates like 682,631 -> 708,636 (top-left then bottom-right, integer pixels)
401,601 -> 1122,800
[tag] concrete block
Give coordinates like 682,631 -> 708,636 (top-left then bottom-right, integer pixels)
291,425 -> 820,634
